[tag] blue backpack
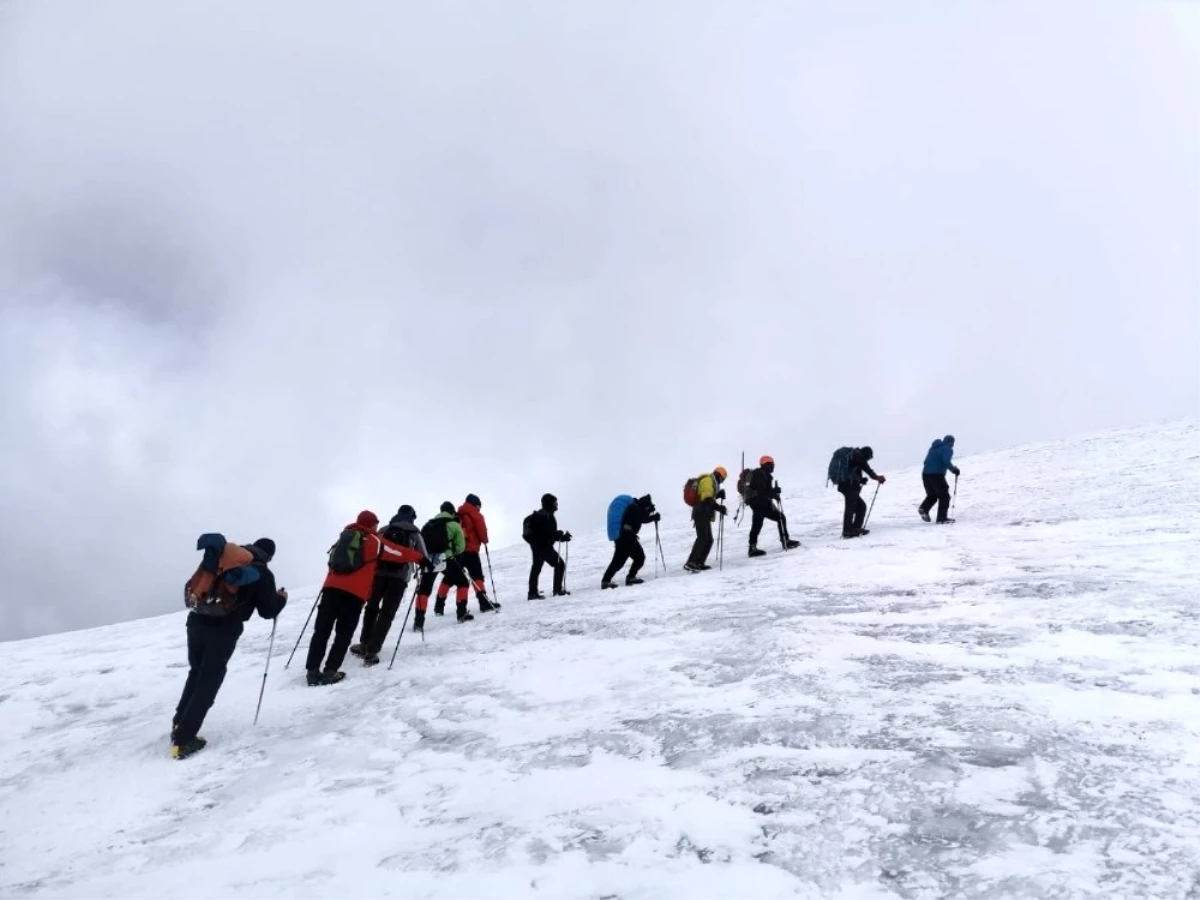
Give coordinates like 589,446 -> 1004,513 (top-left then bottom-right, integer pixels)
607,495 -> 635,541
827,447 -> 854,486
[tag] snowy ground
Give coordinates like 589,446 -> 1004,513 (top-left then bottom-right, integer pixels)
2,422 -> 1198,899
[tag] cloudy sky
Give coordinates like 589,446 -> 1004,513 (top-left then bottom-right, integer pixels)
1,0 -> 1196,640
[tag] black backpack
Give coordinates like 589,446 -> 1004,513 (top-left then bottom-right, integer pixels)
522,511 -> 537,543
421,517 -> 450,554
736,468 -> 755,504
328,529 -> 367,574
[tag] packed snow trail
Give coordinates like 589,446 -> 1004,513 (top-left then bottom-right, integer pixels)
1,421 -> 1197,899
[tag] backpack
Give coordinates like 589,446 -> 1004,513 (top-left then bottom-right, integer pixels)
522,512 -> 537,543
184,537 -> 256,617
607,495 -> 635,541
421,517 -> 450,554
828,447 -> 854,486
682,477 -> 700,507
381,523 -> 419,550
328,528 -> 368,574
736,468 -> 755,504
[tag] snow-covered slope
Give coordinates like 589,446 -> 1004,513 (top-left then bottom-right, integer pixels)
2,422 -> 1198,899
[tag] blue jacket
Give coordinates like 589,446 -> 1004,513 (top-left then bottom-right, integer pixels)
922,436 -> 958,476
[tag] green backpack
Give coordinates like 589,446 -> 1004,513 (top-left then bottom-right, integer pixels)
328,529 -> 367,574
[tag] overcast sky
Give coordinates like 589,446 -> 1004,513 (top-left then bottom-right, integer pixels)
1,0 -> 1196,640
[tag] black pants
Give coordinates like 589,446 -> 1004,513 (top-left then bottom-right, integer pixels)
528,543 -> 565,595
359,575 -> 409,654
838,481 -> 867,536
602,533 -> 646,583
920,474 -> 952,522
174,615 -> 240,743
749,504 -> 789,547
305,587 -> 363,673
459,550 -> 488,596
688,512 -> 714,566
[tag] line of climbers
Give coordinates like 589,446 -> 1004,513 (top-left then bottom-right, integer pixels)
170,436 -> 961,759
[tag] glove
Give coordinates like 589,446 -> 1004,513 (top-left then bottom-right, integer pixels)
275,591 -> 288,613
716,489 -> 726,500
420,556 -> 435,571
876,475 -> 887,484
564,532 -> 573,543
772,485 -> 782,498
861,477 -> 869,486
716,504 -> 728,517
650,512 -> 661,523
951,467 -> 961,477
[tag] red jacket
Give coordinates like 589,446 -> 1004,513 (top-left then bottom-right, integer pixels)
322,524 -> 424,601
457,503 -> 489,553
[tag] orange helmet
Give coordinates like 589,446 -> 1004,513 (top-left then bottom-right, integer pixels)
759,455 -> 774,466
713,466 -> 728,481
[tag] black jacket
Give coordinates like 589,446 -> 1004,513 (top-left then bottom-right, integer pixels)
526,508 -> 566,547
747,467 -> 778,510
619,499 -> 657,538
849,448 -> 879,483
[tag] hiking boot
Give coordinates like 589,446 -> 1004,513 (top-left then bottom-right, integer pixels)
936,518 -> 956,525
478,597 -> 497,613
434,600 -> 446,616
413,611 -> 425,633
698,564 -> 712,571
748,546 -> 766,558
171,735 -> 207,760
319,670 -> 346,685
457,608 -> 475,623
625,576 -> 644,586
306,669 -> 323,686
784,539 -> 801,550
349,643 -> 365,658
362,653 -> 381,667
601,580 -> 619,590
684,562 -> 704,573
918,507 -> 932,523
528,591 -> 545,600
553,589 -> 571,597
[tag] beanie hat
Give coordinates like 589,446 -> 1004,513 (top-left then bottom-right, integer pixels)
759,455 -> 775,466
465,493 -> 481,508
541,493 -> 558,509
440,501 -> 455,515
637,494 -> 653,508
861,446 -> 874,460
944,435 -> 956,446
252,537 -> 276,561
357,510 -> 379,529
396,504 -> 417,522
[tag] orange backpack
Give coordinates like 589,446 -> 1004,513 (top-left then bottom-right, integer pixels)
682,477 -> 700,507
185,541 -> 255,616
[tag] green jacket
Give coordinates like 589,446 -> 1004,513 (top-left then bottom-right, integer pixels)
434,511 -> 466,559
695,472 -> 721,522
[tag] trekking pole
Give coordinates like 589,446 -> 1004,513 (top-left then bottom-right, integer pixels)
253,618 -> 277,725
483,545 -> 498,604
564,540 -> 570,593
657,520 -> 667,578
776,490 -> 790,550
657,526 -> 668,572
388,581 -> 419,669
864,482 -> 881,529
284,590 -> 321,669
951,474 -> 958,519
718,514 -> 725,571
